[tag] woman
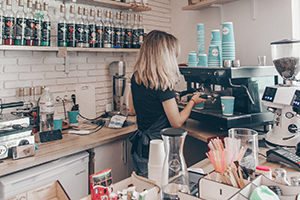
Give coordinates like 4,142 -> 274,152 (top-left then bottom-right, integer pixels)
128,30 -> 206,177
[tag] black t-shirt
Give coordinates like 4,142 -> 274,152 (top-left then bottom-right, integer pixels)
131,74 -> 176,131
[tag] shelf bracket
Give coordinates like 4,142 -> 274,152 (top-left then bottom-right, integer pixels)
57,47 -> 69,74
211,4 -> 223,25
251,0 -> 256,20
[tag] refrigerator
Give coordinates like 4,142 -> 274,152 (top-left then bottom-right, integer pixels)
0,151 -> 89,200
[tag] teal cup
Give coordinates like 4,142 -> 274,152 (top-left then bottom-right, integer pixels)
195,102 -> 204,109
197,23 -> 204,31
53,119 -> 63,131
68,110 -> 79,124
222,22 -> 235,43
221,96 -> 235,116
197,54 -> 208,67
188,51 -> 198,63
211,30 -> 221,42
208,45 -> 220,61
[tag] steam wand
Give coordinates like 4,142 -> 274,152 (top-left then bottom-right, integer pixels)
228,78 -> 255,104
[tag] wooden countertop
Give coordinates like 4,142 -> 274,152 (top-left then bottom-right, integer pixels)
0,118 -> 138,177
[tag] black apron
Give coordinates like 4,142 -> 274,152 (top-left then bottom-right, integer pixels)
129,115 -> 170,159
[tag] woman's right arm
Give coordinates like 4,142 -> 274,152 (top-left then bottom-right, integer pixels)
163,93 -> 206,128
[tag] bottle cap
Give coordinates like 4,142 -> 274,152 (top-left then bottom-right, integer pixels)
97,9 -> 101,17
60,4 -> 65,13
78,6 -> 82,15
43,2 -> 48,11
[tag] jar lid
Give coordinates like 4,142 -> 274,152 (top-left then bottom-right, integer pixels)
160,127 -> 187,137
271,39 -> 300,45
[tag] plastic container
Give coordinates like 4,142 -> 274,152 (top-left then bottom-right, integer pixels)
39,87 -> 54,132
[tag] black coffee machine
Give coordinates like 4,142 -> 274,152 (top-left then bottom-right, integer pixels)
179,66 -> 279,129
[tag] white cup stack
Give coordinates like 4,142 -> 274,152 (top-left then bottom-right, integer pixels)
148,139 -> 165,187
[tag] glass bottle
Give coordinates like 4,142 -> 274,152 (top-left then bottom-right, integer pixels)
34,1 -> 43,46
82,8 -> 89,48
42,2 -> 51,46
88,9 -> 96,48
103,10 -> 111,48
124,13 -> 132,48
57,4 -> 67,47
274,168 -> 290,186
114,12 -> 122,48
110,11 -> 115,48
138,15 -> 144,48
67,5 -> 76,47
39,87 -> 54,132
96,9 -> 104,48
75,6 -> 84,48
4,0 -> 15,45
25,0 -> 35,46
0,0 -> 4,45
132,13 -> 139,49
15,0 -> 26,45
120,12 -> 125,48
161,128 -> 190,200
29,86 -> 36,107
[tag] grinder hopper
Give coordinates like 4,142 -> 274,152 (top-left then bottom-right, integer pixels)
271,39 -> 300,85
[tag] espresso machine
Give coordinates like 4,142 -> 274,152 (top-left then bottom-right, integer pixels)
108,61 -> 126,115
179,65 -> 278,129
262,39 -> 300,147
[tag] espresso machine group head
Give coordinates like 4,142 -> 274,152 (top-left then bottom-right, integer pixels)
262,39 -> 300,147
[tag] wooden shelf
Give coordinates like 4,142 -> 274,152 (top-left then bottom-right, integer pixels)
75,0 -> 151,12
0,45 -> 139,53
182,0 -> 238,11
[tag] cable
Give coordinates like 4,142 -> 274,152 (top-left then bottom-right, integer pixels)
78,113 -> 105,121
259,153 -> 267,158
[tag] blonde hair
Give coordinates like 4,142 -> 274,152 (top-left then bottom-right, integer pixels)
133,30 -> 181,91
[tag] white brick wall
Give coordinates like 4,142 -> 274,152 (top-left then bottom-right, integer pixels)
0,0 -> 171,118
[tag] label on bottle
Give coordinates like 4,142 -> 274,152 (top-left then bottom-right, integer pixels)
0,16 -> 5,41
42,21 -> 51,43
75,23 -> 84,43
121,27 -> 125,48
83,24 -> 90,44
15,18 -> 26,40
114,27 -> 122,47
89,24 -> 97,46
25,18 -> 35,40
34,19 -> 43,43
138,28 -> 144,47
39,101 -> 54,113
4,17 -> 14,39
104,26 -> 112,47
57,23 -> 67,43
124,28 -> 132,48
96,24 -> 103,48
67,23 -> 76,46
132,28 -> 139,48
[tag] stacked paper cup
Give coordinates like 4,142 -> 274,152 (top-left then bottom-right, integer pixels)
208,45 -> 221,67
222,22 -> 236,61
197,23 -> 205,55
148,139 -> 165,186
211,29 -> 222,65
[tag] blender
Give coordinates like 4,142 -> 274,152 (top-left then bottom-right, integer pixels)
262,39 -> 300,147
108,61 -> 127,115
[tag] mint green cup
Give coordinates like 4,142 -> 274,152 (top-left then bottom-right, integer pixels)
68,110 -> 79,124
54,119 -> 63,131
221,96 -> 235,116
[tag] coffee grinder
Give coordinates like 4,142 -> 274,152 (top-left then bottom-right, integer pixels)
108,61 -> 126,114
262,39 -> 300,147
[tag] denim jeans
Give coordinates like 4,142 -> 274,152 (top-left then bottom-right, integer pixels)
131,151 -> 148,178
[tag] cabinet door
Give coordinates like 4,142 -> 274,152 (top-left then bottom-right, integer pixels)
94,139 -> 129,183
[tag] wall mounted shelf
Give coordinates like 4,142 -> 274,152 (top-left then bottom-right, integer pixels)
182,0 -> 238,11
0,45 -> 139,53
75,0 -> 151,12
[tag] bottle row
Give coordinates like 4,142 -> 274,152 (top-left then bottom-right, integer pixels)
114,0 -> 149,7
0,0 -> 145,48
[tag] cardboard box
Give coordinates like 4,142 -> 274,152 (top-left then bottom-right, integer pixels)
5,181 -> 70,200
112,172 -> 161,200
